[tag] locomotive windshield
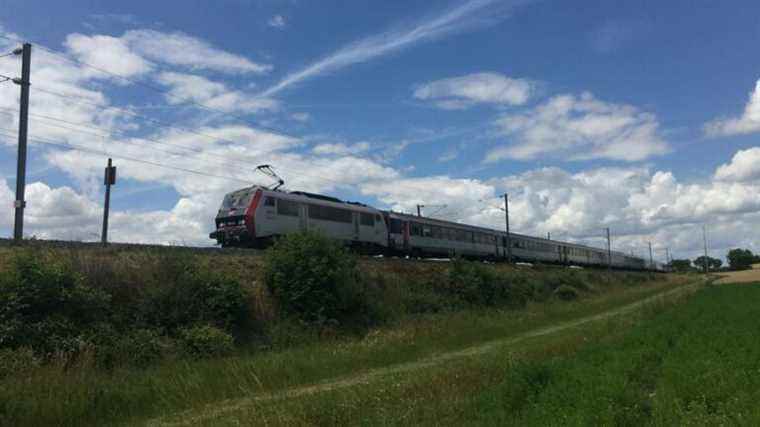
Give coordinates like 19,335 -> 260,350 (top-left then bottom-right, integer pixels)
221,188 -> 255,209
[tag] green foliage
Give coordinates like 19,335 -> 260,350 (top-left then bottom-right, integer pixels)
693,255 -> 722,272
670,259 -> 693,272
178,325 -> 235,358
727,248 -> 755,270
554,284 -> 579,300
444,259 -> 532,308
0,251 -> 110,354
263,232 -> 362,325
138,254 -> 249,333
0,347 -> 40,379
0,249 -> 247,369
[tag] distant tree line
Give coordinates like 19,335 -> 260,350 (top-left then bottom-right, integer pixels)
669,248 -> 760,272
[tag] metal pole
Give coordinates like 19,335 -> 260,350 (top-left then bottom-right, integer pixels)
547,232 -> 550,240
505,193 -> 511,262
648,241 -> 653,270
702,225 -> 709,274
102,158 -> 113,246
416,204 -> 422,217
606,227 -> 612,270
13,43 -> 31,243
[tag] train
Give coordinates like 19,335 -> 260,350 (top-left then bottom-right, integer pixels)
210,185 -> 666,271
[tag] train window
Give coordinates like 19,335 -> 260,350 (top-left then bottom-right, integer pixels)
277,199 -> 300,217
389,218 -> 403,234
308,204 -> 352,223
264,197 -> 275,207
422,226 -> 432,237
375,214 -> 381,222
360,212 -> 374,227
432,226 -> 442,239
410,222 -> 422,236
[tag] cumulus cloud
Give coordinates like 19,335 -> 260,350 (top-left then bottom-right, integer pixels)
156,72 -> 278,113
704,80 -> 760,137
261,0 -> 527,96
714,147 -> 760,182
65,34 -> 153,79
123,30 -> 272,74
312,141 -> 371,156
414,72 -> 534,109
485,92 -> 669,163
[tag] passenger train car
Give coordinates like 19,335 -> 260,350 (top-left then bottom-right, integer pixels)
210,186 -> 664,271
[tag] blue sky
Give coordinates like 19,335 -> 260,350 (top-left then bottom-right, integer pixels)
1,0 -> 760,261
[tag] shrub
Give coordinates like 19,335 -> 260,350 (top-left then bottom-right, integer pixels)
0,347 -> 40,379
444,259 -> 531,308
138,254 -> 248,334
554,285 -> 579,301
0,251 -> 110,355
263,232 -> 362,325
94,328 -> 169,368
178,325 -> 234,358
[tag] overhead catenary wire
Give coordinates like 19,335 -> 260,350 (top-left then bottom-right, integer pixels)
18,87 -> 369,189
0,101 -> 366,190
0,128 -> 257,185
0,33 -> 292,137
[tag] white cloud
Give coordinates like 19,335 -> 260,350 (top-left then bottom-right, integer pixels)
123,29 -> 272,74
714,147 -> 760,182
65,33 -> 153,79
414,72 -> 534,109
261,0 -> 526,96
312,141 -> 371,156
156,72 -> 278,113
486,92 -> 669,163
268,15 -> 286,29
704,79 -> 760,137
361,176 -> 495,218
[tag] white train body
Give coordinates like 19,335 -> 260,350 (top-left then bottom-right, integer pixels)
211,186 -> 663,271
211,186 -> 387,249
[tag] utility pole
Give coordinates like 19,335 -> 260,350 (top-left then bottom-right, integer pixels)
648,241 -> 654,269
416,204 -> 422,217
101,158 -> 116,246
504,193 -> 512,262
605,227 -> 612,270
702,224 -> 709,274
12,43 -> 31,243
547,232 -> 550,240
665,247 -> 670,267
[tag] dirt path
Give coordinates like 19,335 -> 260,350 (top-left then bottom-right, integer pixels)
147,280 -> 705,427
715,264 -> 760,284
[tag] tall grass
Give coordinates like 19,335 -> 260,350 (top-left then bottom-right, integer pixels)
0,240 -> 682,426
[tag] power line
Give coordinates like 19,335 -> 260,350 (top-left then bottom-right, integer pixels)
0,129 -> 256,185
0,33 -> 292,137
34,85 -> 280,151
0,106 -> 264,172
21,87 -> 364,189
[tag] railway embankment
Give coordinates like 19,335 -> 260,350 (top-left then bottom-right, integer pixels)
0,233 -> 696,426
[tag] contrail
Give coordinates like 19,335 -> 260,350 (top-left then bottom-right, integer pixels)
261,0 -> 527,97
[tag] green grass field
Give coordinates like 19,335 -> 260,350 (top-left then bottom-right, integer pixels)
148,282 -> 760,426
0,260 -> 695,427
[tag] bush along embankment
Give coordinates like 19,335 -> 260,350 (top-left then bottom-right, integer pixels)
0,233 -> 663,372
